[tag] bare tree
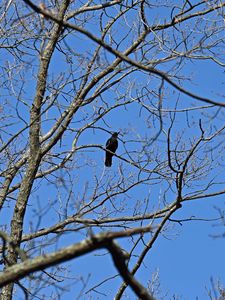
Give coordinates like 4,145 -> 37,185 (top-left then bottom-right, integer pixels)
0,0 -> 225,299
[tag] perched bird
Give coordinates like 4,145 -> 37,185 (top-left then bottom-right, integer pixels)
105,132 -> 119,167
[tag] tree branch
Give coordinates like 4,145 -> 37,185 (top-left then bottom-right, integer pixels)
23,0 -> 225,107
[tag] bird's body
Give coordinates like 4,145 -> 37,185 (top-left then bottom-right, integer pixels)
105,132 -> 119,167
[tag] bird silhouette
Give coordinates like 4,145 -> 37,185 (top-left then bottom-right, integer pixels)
105,132 -> 119,167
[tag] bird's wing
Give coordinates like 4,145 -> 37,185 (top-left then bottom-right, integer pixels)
106,137 -> 112,148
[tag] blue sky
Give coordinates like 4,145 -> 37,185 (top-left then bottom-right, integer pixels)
1,1 -> 225,299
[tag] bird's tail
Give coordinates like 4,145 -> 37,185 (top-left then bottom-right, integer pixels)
105,154 -> 112,167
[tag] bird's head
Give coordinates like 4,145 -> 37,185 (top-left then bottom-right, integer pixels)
112,132 -> 119,137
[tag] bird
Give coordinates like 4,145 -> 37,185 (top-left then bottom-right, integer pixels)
105,132 -> 119,167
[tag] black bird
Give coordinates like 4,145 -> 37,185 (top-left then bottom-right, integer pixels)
105,132 -> 119,167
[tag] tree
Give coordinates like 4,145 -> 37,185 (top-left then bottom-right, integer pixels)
0,0 -> 224,299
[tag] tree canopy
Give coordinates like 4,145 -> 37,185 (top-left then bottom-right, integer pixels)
0,1 -> 224,299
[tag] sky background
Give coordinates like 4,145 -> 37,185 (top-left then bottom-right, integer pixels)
1,1 -> 225,300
